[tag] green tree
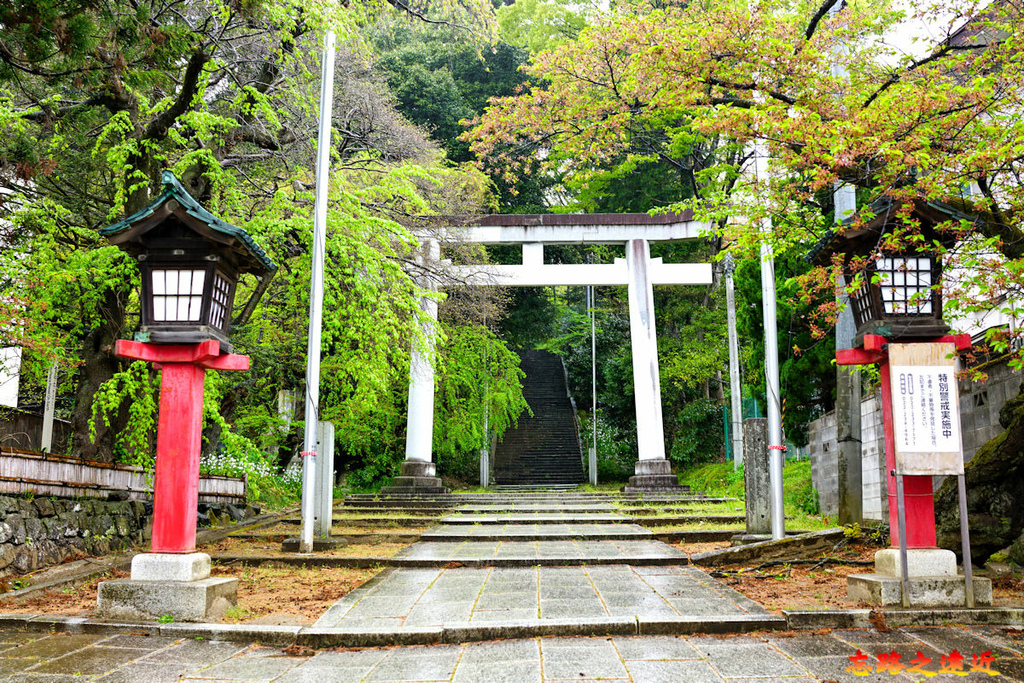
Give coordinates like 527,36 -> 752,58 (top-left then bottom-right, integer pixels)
733,251 -> 836,447
0,0 -> 511,475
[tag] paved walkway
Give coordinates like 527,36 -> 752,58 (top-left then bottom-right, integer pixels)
2,491 -> 1024,680
314,492 -> 768,633
1,625 -> 1022,681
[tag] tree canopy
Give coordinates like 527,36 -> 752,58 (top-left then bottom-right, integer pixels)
468,0 -> 1024,336
0,0 -> 536,494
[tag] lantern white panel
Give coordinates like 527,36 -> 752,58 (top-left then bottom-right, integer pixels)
174,297 -> 187,321
192,270 -> 206,295
152,270 -> 166,295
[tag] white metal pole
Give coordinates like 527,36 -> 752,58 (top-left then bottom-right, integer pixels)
753,139 -> 786,541
723,255 -> 744,469
299,30 -> 335,554
589,283 -> 598,485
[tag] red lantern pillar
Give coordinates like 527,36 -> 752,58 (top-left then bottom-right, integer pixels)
836,333 -> 970,548
114,339 -> 249,553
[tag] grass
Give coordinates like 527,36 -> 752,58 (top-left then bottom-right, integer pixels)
678,459 -> 835,533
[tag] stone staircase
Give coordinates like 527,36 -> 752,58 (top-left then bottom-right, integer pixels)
493,350 -> 585,486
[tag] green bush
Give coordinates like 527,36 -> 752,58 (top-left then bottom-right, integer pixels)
580,411 -> 635,483
668,399 -> 725,470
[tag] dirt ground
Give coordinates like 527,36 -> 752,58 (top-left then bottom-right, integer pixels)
0,564 -> 379,626
204,536 -> 411,558
679,540 -> 1024,613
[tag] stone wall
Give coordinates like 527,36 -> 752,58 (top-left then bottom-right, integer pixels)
0,496 -> 148,578
807,359 -> 1021,522
0,496 -> 260,579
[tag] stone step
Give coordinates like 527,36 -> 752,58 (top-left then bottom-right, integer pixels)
440,513 -> 630,524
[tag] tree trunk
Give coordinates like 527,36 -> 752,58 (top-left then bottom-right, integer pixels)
935,382 -> 1024,563
69,288 -> 130,462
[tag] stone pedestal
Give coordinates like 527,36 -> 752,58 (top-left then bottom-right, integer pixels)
97,552 -> 238,622
622,459 -> 683,493
381,460 -> 450,494
847,548 -> 992,608
743,418 -> 770,535
130,552 -> 211,581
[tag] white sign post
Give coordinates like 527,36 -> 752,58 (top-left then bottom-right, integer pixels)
888,342 -> 973,607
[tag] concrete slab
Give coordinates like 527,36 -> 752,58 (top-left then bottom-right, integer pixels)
96,576 -> 237,623
847,573 -> 993,607
0,627 -> 1023,682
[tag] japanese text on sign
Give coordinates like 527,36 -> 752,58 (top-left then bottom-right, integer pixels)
890,365 -> 962,458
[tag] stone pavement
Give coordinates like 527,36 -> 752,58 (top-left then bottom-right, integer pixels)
3,490 -> 1024,680
1,625 -> 1024,681
313,492 -> 772,634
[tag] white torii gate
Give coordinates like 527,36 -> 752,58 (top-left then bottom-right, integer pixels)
384,213 -> 714,493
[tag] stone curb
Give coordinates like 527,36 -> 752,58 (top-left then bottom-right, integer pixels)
0,612 -> 787,649
784,607 -> 1024,630
413,530 -> 737,543
231,532 -> 422,544
280,517 -> 442,527
5,608 -> 1020,651
235,530 -> 737,544
207,554 -> 690,568
690,528 -> 847,566
438,517 -> 631,525
417,533 -> 654,542
633,516 -> 744,525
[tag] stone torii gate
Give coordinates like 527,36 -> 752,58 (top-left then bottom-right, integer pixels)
383,212 -> 714,494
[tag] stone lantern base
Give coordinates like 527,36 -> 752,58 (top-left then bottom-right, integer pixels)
381,460 -> 450,495
97,552 -> 237,622
847,548 -> 992,607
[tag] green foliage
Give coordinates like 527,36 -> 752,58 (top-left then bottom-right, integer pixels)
496,0 -> 587,54
579,411 -> 635,483
680,459 -> 821,519
370,22 -> 553,211
679,463 -> 746,501
434,322 -> 529,482
88,362 -> 159,469
668,399 -> 724,470
201,372 -> 296,504
0,201 -> 137,359
733,250 -> 836,446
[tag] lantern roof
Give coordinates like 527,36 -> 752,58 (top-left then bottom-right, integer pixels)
99,171 -> 277,275
807,196 -> 983,267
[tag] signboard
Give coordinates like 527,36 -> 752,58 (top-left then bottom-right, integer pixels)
888,343 -> 964,475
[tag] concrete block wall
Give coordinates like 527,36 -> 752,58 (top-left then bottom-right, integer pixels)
808,392 -> 887,522
958,361 -> 1022,463
808,359 -> 1022,523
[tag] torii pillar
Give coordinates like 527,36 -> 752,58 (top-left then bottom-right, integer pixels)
384,240 -> 449,494
622,239 -> 683,492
